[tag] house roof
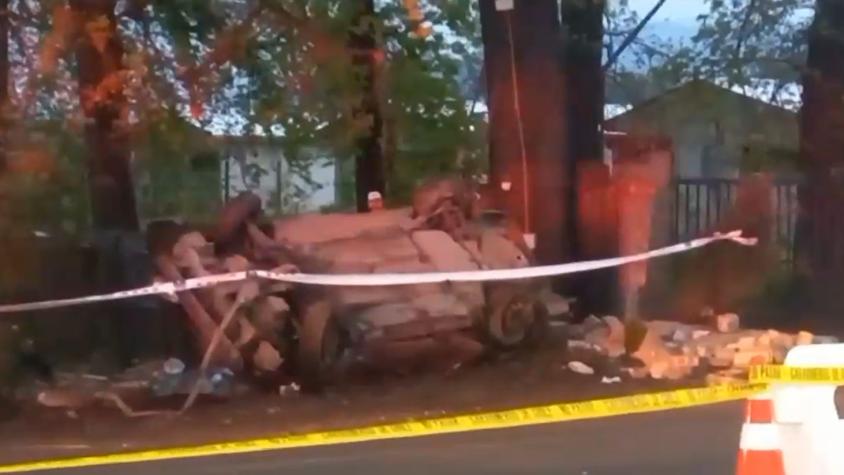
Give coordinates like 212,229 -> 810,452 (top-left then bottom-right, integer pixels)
604,79 -> 796,127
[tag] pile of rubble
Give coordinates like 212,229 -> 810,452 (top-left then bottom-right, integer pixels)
565,313 -> 838,384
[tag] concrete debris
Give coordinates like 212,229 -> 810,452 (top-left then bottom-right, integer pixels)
732,349 -> 772,369
253,342 -> 284,373
706,347 -> 736,368
567,361 -> 595,375
706,369 -> 748,386
796,331 -> 814,346
583,315 -> 602,329
670,328 -> 691,343
692,330 -> 710,340
715,313 -> 740,333
540,291 -> 572,320
610,315 -> 833,383
623,366 -> 650,379
601,376 -> 622,384
279,382 -> 301,397
583,326 -> 609,352
733,336 -> 757,351
37,388 -> 97,409
568,340 -> 601,352
632,330 -> 672,369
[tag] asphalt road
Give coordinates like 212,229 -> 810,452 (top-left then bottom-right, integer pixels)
41,401 -> 744,475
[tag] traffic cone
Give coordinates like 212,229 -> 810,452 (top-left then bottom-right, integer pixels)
736,392 -> 785,475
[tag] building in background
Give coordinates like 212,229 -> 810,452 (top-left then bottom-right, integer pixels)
219,135 -> 338,215
604,80 -> 798,179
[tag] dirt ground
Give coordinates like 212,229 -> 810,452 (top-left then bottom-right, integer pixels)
0,328 -> 704,466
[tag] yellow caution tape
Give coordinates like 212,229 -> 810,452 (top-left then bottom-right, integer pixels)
749,365 -> 844,384
0,383 -> 765,473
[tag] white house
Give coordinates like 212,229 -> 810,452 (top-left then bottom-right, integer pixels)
218,136 -> 338,214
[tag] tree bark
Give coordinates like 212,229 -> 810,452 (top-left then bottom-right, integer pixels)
70,0 -> 139,231
798,0 -> 844,304
479,0 -> 569,266
561,0 -> 605,166
561,0 -> 609,315
349,0 -> 386,212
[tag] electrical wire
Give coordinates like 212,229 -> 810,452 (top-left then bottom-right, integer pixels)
503,11 -> 531,234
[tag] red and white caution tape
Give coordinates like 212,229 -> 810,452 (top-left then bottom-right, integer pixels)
0,231 -> 756,314
0,272 -> 252,313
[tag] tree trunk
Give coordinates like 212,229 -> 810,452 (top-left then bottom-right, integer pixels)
0,0 -> 8,170
798,0 -> 844,310
561,0 -> 605,167
559,0 -> 610,315
349,0 -> 386,212
479,0 -> 569,266
71,0 -> 139,231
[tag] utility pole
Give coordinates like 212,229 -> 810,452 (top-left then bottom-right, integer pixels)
479,0 -> 569,266
561,0 -> 606,167
560,0 -> 613,316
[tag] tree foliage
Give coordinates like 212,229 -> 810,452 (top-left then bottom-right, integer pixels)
0,0 -> 486,234
605,0 -> 813,110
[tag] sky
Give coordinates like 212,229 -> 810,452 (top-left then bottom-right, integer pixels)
624,0 -> 708,23
622,0 -> 708,42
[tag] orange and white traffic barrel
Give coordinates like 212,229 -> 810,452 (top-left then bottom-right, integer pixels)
736,392 -> 785,475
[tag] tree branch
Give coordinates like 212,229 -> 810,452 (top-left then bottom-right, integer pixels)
732,0 -> 758,77
603,0 -> 667,71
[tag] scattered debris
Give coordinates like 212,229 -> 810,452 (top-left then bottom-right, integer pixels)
715,313 -> 740,333
279,382 -> 301,397
563,310 -> 830,385
601,376 -> 622,384
623,367 -> 649,379
796,331 -> 814,346
732,349 -> 773,369
252,342 -> 284,373
670,328 -> 691,343
691,330 -> 710,340
37,388 -> 97,410
706,369 -> 747,386
602,316 -> 626,358
583,315 -> 602,330
567,361 -> 595,375
568,340 -> 600,352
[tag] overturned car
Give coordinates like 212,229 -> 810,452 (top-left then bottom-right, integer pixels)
148,178 -> 566,387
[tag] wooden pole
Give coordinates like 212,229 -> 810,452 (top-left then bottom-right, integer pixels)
479,0 -> 569,266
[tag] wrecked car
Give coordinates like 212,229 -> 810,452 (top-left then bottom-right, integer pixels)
148,178 -> 564,388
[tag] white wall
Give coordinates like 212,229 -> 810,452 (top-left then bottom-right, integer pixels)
221,142 -> 336,214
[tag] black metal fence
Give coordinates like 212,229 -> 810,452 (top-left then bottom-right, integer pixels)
671,177 -> 801,264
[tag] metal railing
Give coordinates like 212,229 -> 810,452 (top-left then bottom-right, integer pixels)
672,177 -> 801,265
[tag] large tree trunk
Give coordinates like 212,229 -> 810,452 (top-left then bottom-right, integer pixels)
561,0 -> 605,166
561,0 -> 610,315
71,0 -> 139,231
349,0 -> 386,212
798,0 -> 844,312
71,0 -> 152,368
479,0 -> 569,266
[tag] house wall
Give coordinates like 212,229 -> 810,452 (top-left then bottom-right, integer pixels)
222,142 -> 337,214
605,82 -> 798,179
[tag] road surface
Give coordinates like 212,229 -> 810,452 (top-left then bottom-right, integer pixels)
42,401 -> 744,475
